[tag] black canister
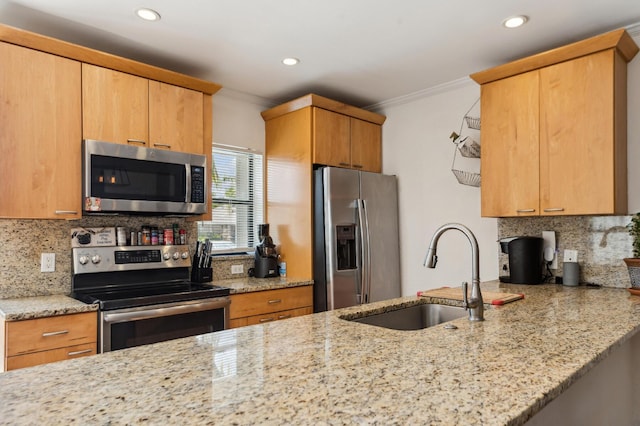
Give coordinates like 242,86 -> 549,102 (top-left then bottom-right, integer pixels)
507,236 -> 544,284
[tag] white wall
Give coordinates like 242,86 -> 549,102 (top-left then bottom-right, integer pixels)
212,88 -> 272,152
378,81 -> 498,296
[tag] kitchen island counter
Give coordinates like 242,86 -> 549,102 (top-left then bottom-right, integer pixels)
0,281 -> 639,424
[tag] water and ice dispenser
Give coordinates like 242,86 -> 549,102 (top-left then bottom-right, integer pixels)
336,225 -> 356,270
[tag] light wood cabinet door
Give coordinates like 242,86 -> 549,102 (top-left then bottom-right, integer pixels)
539,50 -> 619,215
480,70 -> 540,217
5,312 -> 97,356
82,64 -> 149,146
2,312 -> 97,371
313,108 -> 351,167
228,286 -> 313,328
149,81 -> 204,153
6,342 -> 96,371
0,42 -> 81,219
351,118 -> 382,172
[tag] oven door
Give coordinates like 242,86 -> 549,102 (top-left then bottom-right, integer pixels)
100,297 -> 230,352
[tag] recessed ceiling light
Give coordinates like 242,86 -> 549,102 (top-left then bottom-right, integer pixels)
282,57 -> 300,66
503,15 -> 528,29
136,8 -> 161,21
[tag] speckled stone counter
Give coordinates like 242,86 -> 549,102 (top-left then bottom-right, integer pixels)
0,295 -> 98,321
214,276 -> 313,294
1,281 -> 639,425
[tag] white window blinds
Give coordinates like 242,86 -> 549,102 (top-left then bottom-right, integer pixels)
197,145 -> 263,253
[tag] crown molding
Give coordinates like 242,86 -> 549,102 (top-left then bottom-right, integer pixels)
364,77 -> 476,111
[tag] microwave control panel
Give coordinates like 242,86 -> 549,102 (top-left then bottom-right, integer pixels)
191,166 -> 205,203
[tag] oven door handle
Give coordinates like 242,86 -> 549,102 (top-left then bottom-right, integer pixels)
102,297 -> 230,324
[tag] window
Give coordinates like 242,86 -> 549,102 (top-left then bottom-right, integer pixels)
197,145 -> 263,253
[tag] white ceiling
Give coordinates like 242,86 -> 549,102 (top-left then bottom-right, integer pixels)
1,0 -> 640,107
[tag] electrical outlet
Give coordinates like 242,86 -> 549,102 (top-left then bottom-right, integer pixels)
564,249 -> 578,263
41,253 -> 55,272
231,264 -> 244,274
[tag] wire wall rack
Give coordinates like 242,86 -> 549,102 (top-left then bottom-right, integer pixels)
450,98 -> 481,187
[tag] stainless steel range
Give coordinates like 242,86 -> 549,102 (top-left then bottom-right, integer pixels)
71,245 -> 230,353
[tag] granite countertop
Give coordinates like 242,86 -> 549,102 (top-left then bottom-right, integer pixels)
0,295 -> 98,321
1,281 -> 639,424
213,276 -> 313,294
0,277 -> 311,321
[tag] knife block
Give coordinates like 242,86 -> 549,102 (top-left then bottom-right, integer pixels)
191,267 -> 212,283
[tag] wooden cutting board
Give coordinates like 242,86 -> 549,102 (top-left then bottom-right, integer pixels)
418,286 -> 524,305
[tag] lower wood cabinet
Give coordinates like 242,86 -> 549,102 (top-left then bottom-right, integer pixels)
1,311 -> 97,372
228,286 -> 313,329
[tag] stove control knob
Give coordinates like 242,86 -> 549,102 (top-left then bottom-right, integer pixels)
79,255 -> 89,265
91,255 -> 101,264
163,252 -> 171,261
181,251 -> 189,259
172,252 -> 180,260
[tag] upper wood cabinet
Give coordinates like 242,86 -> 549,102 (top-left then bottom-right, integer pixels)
312,108 -> 382,172
261,94 -> 385,279
471,29 -> 638,217
83,65 -> 204,154
0,42 -> 82,219
149,80 -> 204,154
82,64 -> 149,146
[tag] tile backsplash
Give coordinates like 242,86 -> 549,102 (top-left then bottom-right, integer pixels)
498,215 -> 633,288
0,217 -> 198,299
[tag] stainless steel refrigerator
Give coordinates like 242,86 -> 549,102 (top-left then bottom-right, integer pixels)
313,167 -> 401,312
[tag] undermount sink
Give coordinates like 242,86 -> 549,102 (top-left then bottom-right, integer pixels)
347,303 -> 467,330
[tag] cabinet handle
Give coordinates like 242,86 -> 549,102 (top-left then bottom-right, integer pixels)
267,299 -> 282,304
42,330 -> 69,337
259,317 -> 275,323
67,349 -> 92,356
153,143 -> 172,149
278,314 -> 292,320
352,164 -> 364,169
55,210 -> 78,215
516,209 -> 536,213
543,208 -> 565,212
339,162 -> 350,167
126,139 -> 147,145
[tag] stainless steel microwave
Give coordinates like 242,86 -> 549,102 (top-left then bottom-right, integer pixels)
82,139 -> 207,215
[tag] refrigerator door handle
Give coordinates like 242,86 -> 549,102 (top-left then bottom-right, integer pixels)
357,198 -> 372,304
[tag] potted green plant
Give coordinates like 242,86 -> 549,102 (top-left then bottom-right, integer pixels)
624,212 -> 640,288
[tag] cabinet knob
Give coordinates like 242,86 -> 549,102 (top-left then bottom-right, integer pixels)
55,210 -> 78,215
259,317 -> 275,323
67,349 -> 93,357
153,143 -> 172,149
353,164 -> 364,169
543,208 -> 565,212
126,139 -> 147,145
267,299 -> 282,304
516,209 -> 536,213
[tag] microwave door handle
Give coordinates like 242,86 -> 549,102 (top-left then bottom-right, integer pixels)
185,164 -> 192,203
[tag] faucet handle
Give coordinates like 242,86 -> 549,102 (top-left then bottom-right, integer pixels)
461,281 -> 469,310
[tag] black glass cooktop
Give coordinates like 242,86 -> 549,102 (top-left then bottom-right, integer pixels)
72,282 -> 230,311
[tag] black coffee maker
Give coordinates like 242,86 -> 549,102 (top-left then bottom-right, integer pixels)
254,224 -> 279,278
499,236 -> 544,284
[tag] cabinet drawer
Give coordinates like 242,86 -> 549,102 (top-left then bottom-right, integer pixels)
6,312 -> 97,356
229,286 -> 313,319
245,307 -> 313,326
6,342 -> 96,371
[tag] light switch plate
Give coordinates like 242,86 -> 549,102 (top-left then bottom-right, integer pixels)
41,253 -> 55,272
231,264 -> 243,274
